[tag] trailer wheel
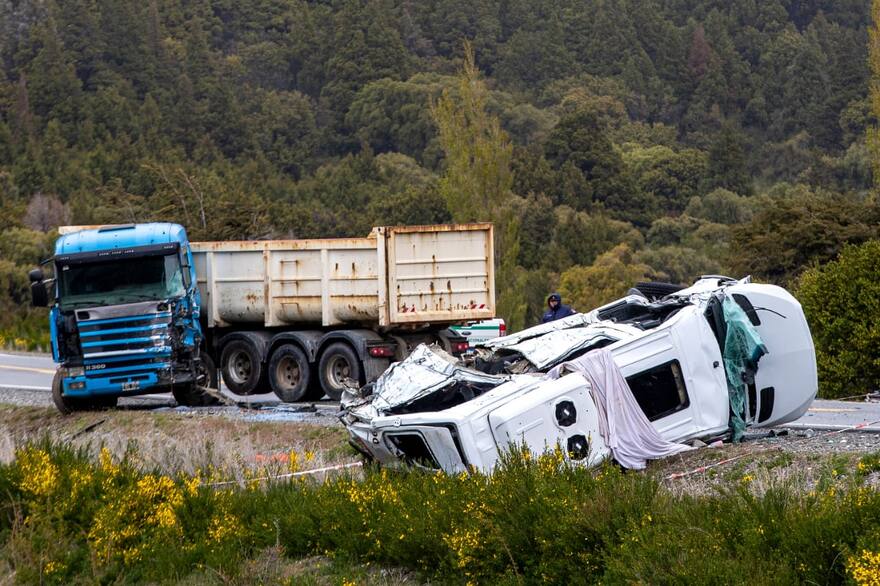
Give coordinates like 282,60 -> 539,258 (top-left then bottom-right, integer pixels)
221,339 -> 265,395
51,370 -> 84,415
268,344 -> 311,403
302,372 -> 328,401
318,342 -> 362,401
173,353 -> 221,406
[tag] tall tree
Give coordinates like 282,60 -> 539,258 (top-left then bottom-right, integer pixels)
431,42 -> 526,330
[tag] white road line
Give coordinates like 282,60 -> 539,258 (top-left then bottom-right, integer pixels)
0,384 -> 50,391
0,364 -> 55,374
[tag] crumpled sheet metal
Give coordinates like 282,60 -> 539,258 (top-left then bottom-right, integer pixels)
367,344 -> 507,415
482,312 -> 594,350
495,322 -> 641,370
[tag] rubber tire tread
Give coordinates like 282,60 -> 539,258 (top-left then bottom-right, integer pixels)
173,353 -> 221,406
634,281 -> 685,300
318,342 -> 362,402
268,344 -> 312,403
52,370 -> 84,414
220,339 -> 266,395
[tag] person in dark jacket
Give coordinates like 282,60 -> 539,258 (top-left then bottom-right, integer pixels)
542,292 -> 576,323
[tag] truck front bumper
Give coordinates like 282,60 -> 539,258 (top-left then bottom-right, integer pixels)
61,353 -> 194,398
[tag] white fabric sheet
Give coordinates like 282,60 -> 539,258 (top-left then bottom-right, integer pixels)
547,348 -> 692,470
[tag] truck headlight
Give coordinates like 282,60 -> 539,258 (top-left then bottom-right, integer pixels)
65,366 -> 85,378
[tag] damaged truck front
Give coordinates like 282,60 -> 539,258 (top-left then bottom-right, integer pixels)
29,223 -> 213,413
341,277 -> 818,473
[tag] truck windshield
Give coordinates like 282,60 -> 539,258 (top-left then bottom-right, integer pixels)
58,253 -> 185,310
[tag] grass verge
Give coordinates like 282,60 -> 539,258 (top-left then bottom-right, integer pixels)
1,443 -> 880,584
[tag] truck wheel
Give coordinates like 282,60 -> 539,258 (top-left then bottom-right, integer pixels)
221,339 -> 265,395
51,370 -> 84,415
634,281 -> 685,301
90,395 -> 118,409
268,344 -> 311,403
173,354 -> 221,407
318,343 -> 362,402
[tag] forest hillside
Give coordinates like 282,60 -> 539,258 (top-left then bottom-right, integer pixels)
0,0 -> 877,348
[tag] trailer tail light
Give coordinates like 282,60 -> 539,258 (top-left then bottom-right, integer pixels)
368,345 -> 395,358
499,321 -> 507,336
451,341 -> 470,354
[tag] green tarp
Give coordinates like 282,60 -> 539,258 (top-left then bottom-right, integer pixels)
722,296 -> 767,442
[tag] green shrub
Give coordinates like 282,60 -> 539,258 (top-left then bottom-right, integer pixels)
797,239 -> 880,398
3,443 -> 880,584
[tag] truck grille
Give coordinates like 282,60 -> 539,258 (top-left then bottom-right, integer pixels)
75,301 -> 173,363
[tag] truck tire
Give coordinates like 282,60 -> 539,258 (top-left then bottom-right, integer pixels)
221,339 -> 266,395
318,342 -> 362,402
52,370 -> 84,415
91,395 -> 118,409
173,353 -> 221,407
634,281 -> 685,301
268,344 -> 312,403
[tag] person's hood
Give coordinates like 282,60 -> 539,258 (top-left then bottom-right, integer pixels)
547,293 -> 562,307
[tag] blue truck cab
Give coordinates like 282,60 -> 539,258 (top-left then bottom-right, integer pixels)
29,223 -> 217,413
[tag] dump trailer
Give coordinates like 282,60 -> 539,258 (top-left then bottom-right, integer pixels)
191,224 -> 495,401
31,223 -> 495,412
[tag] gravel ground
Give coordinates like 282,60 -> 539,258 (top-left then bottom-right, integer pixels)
0,386 -> 174,409
0,385 -> 340,423
653,427 -> 880,496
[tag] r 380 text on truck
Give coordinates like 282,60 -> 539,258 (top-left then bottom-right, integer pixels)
29,223 -> 495,413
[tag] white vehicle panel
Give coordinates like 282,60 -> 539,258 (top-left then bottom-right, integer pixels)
727,284 -> 818,427
341,277 -> 818,473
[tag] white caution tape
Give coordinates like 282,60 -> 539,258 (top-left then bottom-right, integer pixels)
206,461 -> 363,488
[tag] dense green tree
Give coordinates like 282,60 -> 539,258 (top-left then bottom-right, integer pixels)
547,207 -> 643,273
251,90 -> 317,178
729,188 -> 879,284
544,107 -> 653,223
635,245 -> 723,285
494,19 -> 578,93
558,244 -> 654,312
869,0 -> 880,188
684,188 -> 755,224
797,240 -> 880,399
706,123 -> 752,195
346,75 -> 447,163
623,144 -> 708,213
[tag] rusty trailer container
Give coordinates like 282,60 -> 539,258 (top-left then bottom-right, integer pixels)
190,223 -> 495,328
191,223 -> 495,402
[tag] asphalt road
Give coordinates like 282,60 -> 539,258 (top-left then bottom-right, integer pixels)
0,351 -> 282,407
1,352 -> 879,432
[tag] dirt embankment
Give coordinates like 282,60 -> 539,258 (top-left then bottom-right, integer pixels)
0,404 -> 355,478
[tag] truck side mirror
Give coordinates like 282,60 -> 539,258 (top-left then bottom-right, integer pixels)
31,281 -> 48,307
28,268 -> 44,282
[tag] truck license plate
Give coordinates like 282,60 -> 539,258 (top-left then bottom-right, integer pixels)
121,381 -> 140,391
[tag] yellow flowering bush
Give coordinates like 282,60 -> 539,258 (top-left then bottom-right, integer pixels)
88,472 -> 185,564
4,442 -> 880,584
848,550 -> 880,586
16,447 -> 59,499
